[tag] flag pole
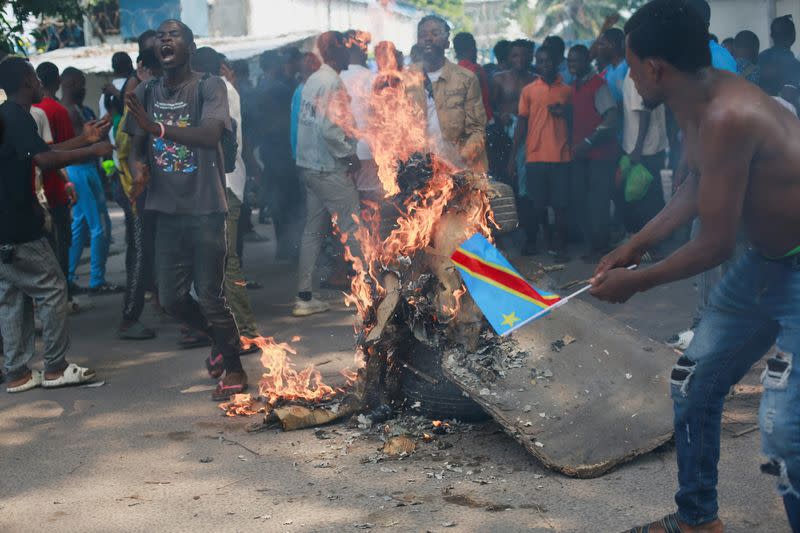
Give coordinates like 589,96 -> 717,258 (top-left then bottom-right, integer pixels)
501,265 -> 637,337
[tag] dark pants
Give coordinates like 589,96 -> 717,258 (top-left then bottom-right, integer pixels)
154,212 -> 242,373
571,158 -> 615,253
113,182 -> 147,324
261,143 -> 303,260
47,203 -> 72,297
141,209 -> 157,293
236,202 -> 248,267
525,162 -> 570,252
621,152 -> 666,234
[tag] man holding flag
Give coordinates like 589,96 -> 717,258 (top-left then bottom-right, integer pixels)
587,1 -> 800,532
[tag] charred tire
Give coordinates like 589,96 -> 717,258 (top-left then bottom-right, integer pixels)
397,341 -> 489,422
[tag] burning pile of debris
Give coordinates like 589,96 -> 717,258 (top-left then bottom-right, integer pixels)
223,148 -> 504,430
219,58 -> 675,479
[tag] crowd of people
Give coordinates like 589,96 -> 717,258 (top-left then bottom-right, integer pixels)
1,0 -> 800,530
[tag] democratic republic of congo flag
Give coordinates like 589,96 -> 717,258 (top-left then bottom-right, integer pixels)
451,233 -> 560,336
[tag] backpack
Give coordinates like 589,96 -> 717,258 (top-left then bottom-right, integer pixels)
143,73 -> 238,174
199,73 -> 238,174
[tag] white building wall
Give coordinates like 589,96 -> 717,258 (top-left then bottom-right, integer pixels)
776,0 -> 800,53
709,0 -> 800,55
247,0 -> 418,54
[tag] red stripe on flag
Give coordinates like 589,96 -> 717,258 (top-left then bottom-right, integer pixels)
451,250 -> 559,307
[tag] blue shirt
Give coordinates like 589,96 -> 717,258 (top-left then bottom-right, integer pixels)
709,40 -> 737,72
602,59 -> 628,104
558,59 -> 573,85
290,82 -> 303,161
758,47 -> 800,86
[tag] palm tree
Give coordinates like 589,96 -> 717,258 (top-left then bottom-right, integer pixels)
510,0 -> 646,41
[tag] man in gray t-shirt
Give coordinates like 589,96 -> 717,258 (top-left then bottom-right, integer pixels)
125,19 -> 246,401
125,66 -> 229,214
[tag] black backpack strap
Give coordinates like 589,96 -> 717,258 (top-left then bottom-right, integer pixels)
143,78 -> 158,117
198,72 -> 211,120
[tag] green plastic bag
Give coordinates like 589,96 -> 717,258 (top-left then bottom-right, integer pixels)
618,155 -> 654,203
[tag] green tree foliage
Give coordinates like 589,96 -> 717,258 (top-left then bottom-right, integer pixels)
402,0 -> 472,33
510,0 -> 647,41
0,0 -> 84,53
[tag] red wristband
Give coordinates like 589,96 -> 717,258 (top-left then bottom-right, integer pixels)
156,121 -> 165,139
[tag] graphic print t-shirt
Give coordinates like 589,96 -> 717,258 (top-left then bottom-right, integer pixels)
125,73 -> 231,214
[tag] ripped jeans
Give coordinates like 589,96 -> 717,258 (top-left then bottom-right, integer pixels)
671,249 -> 800,527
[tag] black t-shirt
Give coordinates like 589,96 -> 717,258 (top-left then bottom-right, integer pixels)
0,101 -> 50,244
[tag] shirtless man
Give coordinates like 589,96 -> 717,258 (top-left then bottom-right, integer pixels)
491,40 -> 536,246
491,39 -> 536,132
589,2 -> 800,532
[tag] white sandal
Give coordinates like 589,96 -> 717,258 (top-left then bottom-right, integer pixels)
42,363 -> 97,388
7,370 -> 43,393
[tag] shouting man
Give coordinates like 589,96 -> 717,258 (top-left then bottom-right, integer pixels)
125,19 -> 247,401
590,1 -> 800,531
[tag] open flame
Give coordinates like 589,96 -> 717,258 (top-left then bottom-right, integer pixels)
220,336 -> 351,417
222,51 -> 496,417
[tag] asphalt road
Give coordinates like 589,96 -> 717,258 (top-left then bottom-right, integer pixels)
0,211 -> 789,532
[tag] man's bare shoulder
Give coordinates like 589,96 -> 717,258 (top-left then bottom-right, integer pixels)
716,72 -> 780,114
700,75 -> 776,135
492,69 -> 512,82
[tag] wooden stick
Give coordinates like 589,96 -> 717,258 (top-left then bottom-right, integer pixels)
503,265 -> 637,337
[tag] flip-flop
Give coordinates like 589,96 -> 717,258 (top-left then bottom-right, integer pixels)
211,380 -> 248,401
179,331 -> 213,349
244,280 -> 263,290
41,364 -> 96,388
239,344 -> 261,356
7,370 -> 43,393
626,514 -> 685,533
205,353 -> 224,379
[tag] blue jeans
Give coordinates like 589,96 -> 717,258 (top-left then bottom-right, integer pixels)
67,163 -> 110,287
672,249 -> 800,527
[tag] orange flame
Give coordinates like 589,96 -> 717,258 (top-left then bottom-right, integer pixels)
223,47 -> 496,417
221,336 -> 355,416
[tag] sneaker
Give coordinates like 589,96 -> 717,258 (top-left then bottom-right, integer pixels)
118,321 -> 156,340
666,328 -> 695,351
68,296 -> 94,314
292,297 -> 330,317
87,283 -> 124,295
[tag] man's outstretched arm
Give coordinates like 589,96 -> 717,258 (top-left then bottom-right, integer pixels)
592,112 -> 752,302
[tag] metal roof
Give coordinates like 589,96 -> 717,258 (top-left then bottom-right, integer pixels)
29,31 -> 316,74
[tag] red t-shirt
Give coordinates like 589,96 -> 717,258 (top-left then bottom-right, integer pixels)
33,97 -> 76,207
458,59 -> 494,121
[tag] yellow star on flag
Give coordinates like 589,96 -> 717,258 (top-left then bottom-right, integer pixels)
501,311 -> 520,328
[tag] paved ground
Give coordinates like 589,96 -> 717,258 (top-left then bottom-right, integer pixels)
0,211 -> 789,532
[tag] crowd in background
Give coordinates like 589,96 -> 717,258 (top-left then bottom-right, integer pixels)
1,0 -> 800,395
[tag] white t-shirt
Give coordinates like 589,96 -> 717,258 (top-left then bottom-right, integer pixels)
98,77 -> 127,118
224,78 -> 247,202
31,106 -> 53,199
425,67 -> 445,153
774,95 -> 798,116
622,72 -> 668,156
339,64 -> 375,161
424,67 -> 465,168
31,106 -> 54,143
